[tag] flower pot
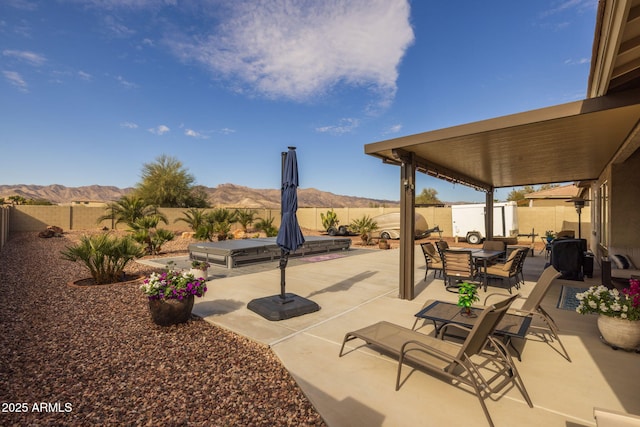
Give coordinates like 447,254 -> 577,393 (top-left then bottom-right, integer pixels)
379,241 -> 390,250
190,268 -> 208,280
148,295 -> 195,326
460,308 -> 477,318
597,315 -> 640,351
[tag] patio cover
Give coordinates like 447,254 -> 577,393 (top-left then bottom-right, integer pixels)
365,89 -> 640,191
365,89 -> 640,299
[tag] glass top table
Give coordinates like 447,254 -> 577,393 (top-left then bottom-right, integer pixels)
413,300 -> 532,360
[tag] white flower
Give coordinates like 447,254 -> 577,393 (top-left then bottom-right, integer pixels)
621,313 -> 628,319
576,292 -> 585,301
599,303 -> 608,312
589,301 -> 597,309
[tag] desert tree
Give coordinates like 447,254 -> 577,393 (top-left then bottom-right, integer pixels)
134,154 -> 208,208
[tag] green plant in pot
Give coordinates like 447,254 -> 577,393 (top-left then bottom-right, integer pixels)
140,267 -> 208,326
457,282 -> 479,317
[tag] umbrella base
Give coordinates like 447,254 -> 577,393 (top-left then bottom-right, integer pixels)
247,293 -> 320,321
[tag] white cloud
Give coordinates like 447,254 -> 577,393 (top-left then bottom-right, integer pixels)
185,128 -> 209,139
115,75 -> 138,88
148,125 -> 170,135
103,15 -> 135,37
166,0 -> 414,107
315,118 -> 359,135
5,0 -> 38,11
78,70 -> 92,80
2,49 -> 46,66
219,128 -> 235,135
385,124 -> 403,134
2,70 -> 28,92
120,121 -> 138,129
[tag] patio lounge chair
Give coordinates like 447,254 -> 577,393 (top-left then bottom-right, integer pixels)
420,242 -> 443,279
484,266 -> 569,361
339,294 -> 531,427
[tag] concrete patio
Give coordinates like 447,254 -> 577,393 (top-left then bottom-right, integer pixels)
146,245 -> 639,426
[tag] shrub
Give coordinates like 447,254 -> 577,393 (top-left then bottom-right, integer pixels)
61,233 -> 145,284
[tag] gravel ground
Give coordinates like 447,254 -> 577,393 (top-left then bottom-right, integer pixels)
0,231 -> 326,426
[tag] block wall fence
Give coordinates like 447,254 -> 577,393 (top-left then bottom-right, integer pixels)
1,205 -> 591,244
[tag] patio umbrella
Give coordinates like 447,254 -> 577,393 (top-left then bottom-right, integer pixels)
276,147 -> 305,300
247,147 -> 320,320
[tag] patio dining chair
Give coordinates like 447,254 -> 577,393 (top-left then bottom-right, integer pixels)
339,294 -> 531,427
420,242 -> 443,280
442,249 -> 479,292
434,240 -> 449,260
483,248 -> 526,293
484,266 -> 569,361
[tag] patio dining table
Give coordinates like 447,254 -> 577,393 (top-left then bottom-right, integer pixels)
447,248 -> 505,291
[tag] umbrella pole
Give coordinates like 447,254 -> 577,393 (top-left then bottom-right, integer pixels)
279,249 -> 289,300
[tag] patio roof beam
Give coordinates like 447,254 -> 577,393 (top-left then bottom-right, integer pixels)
390,149 -> 492,192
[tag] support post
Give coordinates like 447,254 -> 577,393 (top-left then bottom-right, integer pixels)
399,153 -> 416,300
485,190 -> 494,240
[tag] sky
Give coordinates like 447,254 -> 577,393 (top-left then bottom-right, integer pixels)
0,0 -> 597,203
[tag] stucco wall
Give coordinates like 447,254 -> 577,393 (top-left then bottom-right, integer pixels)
611,149 -> 640,247
7,205 -> 591,244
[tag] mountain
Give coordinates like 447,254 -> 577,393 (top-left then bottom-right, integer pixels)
0,183 -> 398,208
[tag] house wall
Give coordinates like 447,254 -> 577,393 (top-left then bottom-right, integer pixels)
610,149 -> 640,247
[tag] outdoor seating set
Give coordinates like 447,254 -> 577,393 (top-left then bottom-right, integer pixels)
339,266 -> 565,427
422,240 -> 529,293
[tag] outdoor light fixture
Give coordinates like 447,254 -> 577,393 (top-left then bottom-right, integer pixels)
567,198 -> 590,239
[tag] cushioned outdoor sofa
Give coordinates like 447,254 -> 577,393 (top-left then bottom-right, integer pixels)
607,247 -> 640,280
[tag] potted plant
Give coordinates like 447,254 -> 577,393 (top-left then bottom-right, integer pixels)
457,282 -> 479,317
190,260 -> 210,280
140,268 -> 208,326
575,279 -> 640,350
378,238 -> 390,250
545,230 -> 555,243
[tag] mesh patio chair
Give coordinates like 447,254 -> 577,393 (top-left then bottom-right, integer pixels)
420,242 -> 443,280
484,266 -> 569,361
339,294 -> 531,427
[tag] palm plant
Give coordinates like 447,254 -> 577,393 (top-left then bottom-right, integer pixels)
61,233 -> 145,284
235,209 -> 257,232
254,217 -> 278,237
206,208 -> 238,241
97,196 -> 166,229
130,215 -> 175,255
175,208 -> 207,232
350,215 -> 378,245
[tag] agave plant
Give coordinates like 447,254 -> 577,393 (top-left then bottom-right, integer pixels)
61,233 -> 145,284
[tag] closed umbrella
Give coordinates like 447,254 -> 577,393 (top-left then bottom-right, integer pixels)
247,147 -> 320,320
276,147 -> 305,300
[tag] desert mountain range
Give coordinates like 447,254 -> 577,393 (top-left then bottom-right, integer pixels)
0,183 -> 399,209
